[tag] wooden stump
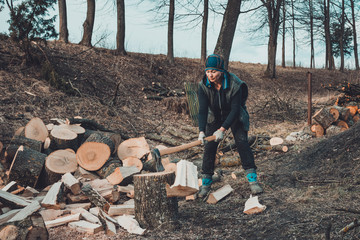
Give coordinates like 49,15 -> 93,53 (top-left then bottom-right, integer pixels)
50,127 -> 78,150
24,117 -> 48,142
44,150 -> 78,185
134,172 -> 178,230
8,146 -> 47,188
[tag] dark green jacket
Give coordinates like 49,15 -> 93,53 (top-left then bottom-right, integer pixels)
198,72 -> 250,131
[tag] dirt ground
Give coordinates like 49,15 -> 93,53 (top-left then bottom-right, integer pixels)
1,37 -> 360,239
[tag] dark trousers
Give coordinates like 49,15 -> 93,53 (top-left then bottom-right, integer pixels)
202,119 -> 256,176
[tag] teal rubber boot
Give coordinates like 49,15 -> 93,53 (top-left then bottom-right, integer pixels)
197,174 -> 212,200
245,168 -> 263,195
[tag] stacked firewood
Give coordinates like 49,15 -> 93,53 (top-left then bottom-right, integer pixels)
310,103 -> 360,137
0,117 -> 170,238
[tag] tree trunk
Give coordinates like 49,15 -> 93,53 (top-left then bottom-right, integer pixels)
79,0 -> 95,47
116,0 -> 126,55
214,0 -> 241,70
350,0 -> 359,70
167,0 -> 175,64
291,0 -> 295,68
134,172 -> 178,230
263,0 -> 283,78
200,0 -> 208,65
58,0 -> 69,43
281,0 -> 285,68
324,0 -> 335,70
309,0 -> 315,68
339,0 -> 345,72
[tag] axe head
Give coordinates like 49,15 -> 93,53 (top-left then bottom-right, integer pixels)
151,148 -> 165,172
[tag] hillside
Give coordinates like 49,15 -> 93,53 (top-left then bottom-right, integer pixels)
1,37 -> 360,239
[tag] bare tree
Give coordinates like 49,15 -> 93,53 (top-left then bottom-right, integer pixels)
339,0 -> 345,71
324,0 -> 335,69
281,0 -> 286,67
309,0 -> 315,68
349,0 -> 359,70
79,0 -> 95,47
167,0 -> 175,64
58,0 -> 68,43
261,0 -> 283,78
201,0 -> 208,64
116,0 -> 126,55
291,0 -> 295,68
213,0 -> 241,70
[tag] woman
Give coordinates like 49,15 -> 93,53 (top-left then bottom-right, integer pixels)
197,54 -> 263,199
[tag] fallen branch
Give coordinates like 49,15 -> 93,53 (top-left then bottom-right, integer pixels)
338,219 -> 359,235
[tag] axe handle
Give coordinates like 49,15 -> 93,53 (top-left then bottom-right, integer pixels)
159,135 -> 216,156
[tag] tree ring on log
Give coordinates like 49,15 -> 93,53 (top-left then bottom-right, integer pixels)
45,150 -> 78,174
76,142 -> 110,171
51,127 -> 78,140
25,117 -> 48,142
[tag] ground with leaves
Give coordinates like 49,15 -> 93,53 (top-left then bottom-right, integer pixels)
1,36 -> 360,239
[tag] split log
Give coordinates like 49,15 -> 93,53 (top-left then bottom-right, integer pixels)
61,172 -> 81,195
50,127 -> 78,150
121,156 -> 143,171
106,166 -> 140,186
81,184 -> 110,213
96,157 -> 122,179
310,123 -> 325,137
8,201 -> 41,222
68,220 -> 103,234
73,166 -> 99,180
166,160 -> 198,197
134,171 -> 178,229
4,136 -> 42,164
70,208 -> 100,224
164,162 -> 177,173
44,213 -> 81,228
44,149 -> 78,185
1,181 -> 17,192
39,209 -> 68,221
64,203 -> 92,211
0,209 -> 21,225
219,157 -> 241,167
207,184 -> 234,204
41,182 -> 65,210
312,107 -> 336,129
98,210 -> 117,236
21,186 -> 39,198
108,203 -> 135,216
8,146 -> 47,188
24,117 -> 48,142
0,213 -> 48,240
117,137 -> 150,160
76,133 -> 114,171
115,215 -> 145,235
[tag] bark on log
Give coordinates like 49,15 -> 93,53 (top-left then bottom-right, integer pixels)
4,136 -> 42,165
44,150 -> 78,185
8,146 -> 47,188
256,145 -> 289,152
312,107 -> 336,129
81,184 -> 110,213
326,125 -> 344,136
0,213 -> 48,240
24,117 -> 48,142
61,172 -> 81,195
106,166 -> 140,186
134,172 -> 178,229
76,133 -> 113,171
336,120 -> 349,129
50,127 -> 78,150
96,157 -> 122,179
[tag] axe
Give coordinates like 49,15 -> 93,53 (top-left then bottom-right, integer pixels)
142,135 -> 216,172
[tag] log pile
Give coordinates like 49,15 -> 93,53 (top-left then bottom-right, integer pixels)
310,103 -> 360,137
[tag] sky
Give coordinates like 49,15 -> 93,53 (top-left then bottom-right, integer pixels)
0,1 -> 357,69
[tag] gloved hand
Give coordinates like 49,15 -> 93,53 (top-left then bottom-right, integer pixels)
213,129 -> 224,142
198,131 -> 206,145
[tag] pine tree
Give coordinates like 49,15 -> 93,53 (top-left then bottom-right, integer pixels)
6,0 -> 58,64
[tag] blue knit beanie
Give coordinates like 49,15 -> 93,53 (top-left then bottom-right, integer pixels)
205,54 -> 226,73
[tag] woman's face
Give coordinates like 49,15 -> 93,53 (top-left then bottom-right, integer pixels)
206,69 -> 222,84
